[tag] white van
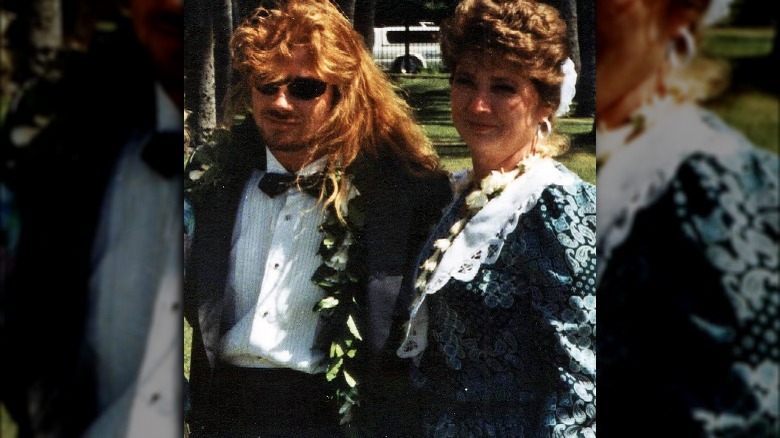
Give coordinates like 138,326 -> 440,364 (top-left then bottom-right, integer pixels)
372,24 -> 442,73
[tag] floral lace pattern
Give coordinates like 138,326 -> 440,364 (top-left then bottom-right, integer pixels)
677,151 -> 779,436
410,178 -> 596,437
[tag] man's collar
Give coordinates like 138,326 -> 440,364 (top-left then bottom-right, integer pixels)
265,148 -> 327,176
155,82 -> 182,133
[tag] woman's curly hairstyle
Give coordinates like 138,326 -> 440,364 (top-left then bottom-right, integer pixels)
441,0 -> 569,116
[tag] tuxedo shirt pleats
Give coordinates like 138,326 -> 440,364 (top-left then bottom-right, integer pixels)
219,151 -> 327,373
85,84 -> 182,437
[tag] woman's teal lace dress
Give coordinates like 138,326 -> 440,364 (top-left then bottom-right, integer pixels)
399,158 -> 597,437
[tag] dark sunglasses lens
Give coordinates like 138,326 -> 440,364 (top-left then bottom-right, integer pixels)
256,83 -> 280,95
288,78 -> 328,100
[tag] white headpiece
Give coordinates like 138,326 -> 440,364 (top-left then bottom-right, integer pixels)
555,58 -> 577,117
701,0 -> 734,26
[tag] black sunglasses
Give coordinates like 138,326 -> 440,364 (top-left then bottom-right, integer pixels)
256,77 -> 329,100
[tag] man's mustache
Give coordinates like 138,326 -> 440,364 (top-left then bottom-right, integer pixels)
262,109 -> 297,121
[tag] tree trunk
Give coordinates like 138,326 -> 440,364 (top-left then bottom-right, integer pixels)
30,0 -> 62,50
212,0 -> 233,117
767,14 -> 778,93
184,0 -> 216,149
539,0 -> 580,73
1,9 -> 19,104
354,0 -> 376,48
335,0 -> 356,22
232,0 -> 259,28
559,0 -> 581,75
574,0 -> 595,118
29,0 -> 62,77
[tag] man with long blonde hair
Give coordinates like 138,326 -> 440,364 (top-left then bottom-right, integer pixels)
184,0 -> 452,436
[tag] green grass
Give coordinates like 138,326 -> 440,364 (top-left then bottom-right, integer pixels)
2,404 -> 17,437
702,26 -> 775,58
705,88 -> 779,154
184,321 -> 192,379
699,26 -> 777,155
394,75 -> 598,184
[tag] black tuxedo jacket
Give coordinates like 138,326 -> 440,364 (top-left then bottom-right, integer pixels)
184,119 -> 452,435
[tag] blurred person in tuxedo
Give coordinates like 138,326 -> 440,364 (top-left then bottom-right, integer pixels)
0,0 -> 183,436
595,0 -> 778,436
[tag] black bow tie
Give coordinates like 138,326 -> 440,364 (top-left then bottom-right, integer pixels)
258,171 -> 325,198
142,131 -> 183,178
258,172 -> 296,197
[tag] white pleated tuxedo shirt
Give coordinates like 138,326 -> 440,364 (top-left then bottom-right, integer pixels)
84,84 -> 182,438
218,151 -> 327,373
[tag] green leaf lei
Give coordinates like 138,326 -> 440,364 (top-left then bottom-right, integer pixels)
310,169 -> 365,424
185,124 -> 366,425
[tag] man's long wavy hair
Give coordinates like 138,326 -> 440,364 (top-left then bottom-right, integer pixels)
441,0 -> 570,157
223,0 -> 442,221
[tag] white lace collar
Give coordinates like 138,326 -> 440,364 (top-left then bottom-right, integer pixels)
596,100 -> 749,282
398,156 -> 579,359
427,156 -> 576,293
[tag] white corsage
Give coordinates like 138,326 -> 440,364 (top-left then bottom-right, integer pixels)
555,58 -> 577,117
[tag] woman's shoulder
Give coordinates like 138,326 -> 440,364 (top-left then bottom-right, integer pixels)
672,144 -> 778,254
672,115 -> 778,217
510,162 -> 596,258
184,198 -> 195,237
533,176 -> 596,239
677,140 -> 778,195
471,157 -> 595,243
488,160 -> 596,260
534,159 -> 596,214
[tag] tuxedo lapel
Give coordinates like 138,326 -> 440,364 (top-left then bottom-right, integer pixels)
186,120 -> 266,373
348,157 -> 418,358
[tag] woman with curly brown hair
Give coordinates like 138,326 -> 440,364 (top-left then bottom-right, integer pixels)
395,0 -> 596,435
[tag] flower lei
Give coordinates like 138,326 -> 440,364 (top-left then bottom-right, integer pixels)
413,154 -> 538,293
184,127 -> 366,425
